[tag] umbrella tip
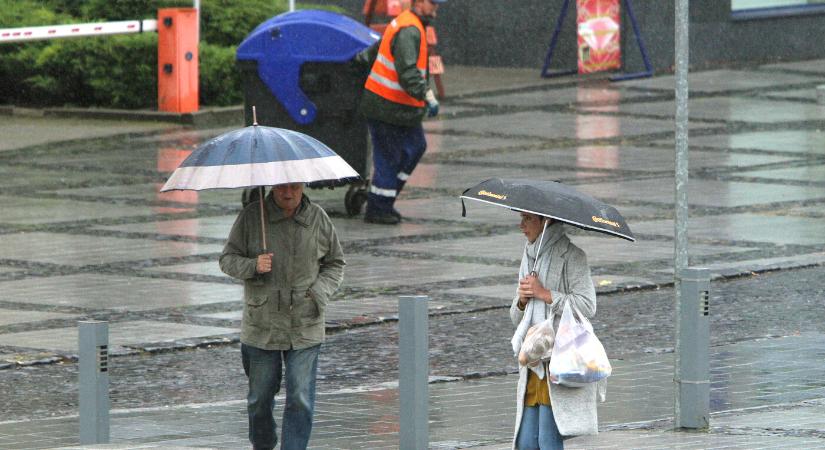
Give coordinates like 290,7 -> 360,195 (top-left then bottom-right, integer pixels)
252,106 -> 258,126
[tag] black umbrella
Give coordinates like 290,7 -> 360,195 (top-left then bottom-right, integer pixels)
460,178 -> 635,242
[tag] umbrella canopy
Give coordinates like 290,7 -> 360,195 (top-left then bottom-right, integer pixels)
160,125 -> 359,192
461,178 -> 635,242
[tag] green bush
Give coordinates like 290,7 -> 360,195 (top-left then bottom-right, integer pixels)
0,0 -> 73,104
201,0 -> 288,47
26,33 -> 158,108
199,43 -> 243,106
0,0 -> 347,108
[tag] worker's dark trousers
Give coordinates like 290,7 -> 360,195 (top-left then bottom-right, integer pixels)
365,118 -> 427,215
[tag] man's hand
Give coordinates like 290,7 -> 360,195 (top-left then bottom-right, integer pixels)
425,89 -> 439,118
517,274 -> 552,304
256,253 -> 273,273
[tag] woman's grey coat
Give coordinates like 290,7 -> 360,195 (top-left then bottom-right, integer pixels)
509,223 -> 603,447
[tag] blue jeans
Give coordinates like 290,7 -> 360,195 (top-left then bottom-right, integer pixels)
517,405 -> 564,450
241,343 -> 320,450
366,119 -> 427,214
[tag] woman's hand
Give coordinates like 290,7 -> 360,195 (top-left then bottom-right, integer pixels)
518,274 -> 552,304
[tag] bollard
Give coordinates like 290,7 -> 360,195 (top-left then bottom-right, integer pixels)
399,296 -> 428,450
79,321 -> 110,444
675,268 -> 710,429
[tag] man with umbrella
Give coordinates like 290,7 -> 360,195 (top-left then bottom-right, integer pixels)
220,182 -> 345,450
359,0 -> 446,224
162,119 -> 355,449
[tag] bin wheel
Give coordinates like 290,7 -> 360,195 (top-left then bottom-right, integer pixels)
345,185 -> 368,217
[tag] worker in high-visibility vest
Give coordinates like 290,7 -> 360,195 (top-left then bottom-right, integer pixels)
360,0 -> 446,225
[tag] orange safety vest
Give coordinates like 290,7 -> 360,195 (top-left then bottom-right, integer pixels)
364,10 -> 428,108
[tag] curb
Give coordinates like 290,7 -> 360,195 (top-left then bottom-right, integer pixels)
0,104 -> 244,128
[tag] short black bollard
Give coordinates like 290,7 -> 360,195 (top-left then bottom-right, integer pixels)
79,321 -> 110,444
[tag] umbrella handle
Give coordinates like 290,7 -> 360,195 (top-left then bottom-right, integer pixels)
259,186 -> 267,252
532,219 -> 549,271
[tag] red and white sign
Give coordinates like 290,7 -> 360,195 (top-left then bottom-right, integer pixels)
577,0 -> 621,74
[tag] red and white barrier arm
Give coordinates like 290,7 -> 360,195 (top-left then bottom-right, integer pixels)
0,20 -> 158,44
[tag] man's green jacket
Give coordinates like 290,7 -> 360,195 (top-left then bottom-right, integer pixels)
219,193 -> 345,350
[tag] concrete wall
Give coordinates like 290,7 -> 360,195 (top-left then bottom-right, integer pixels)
315,0 -> 825,72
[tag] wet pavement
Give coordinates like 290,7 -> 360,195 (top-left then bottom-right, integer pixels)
2,62 -> 825,448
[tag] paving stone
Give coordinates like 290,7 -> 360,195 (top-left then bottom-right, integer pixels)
341,254 -> 508,290
0,116 -> 176,152
458,145 -> 796,172
0,232 -> 222,266
407,161 -> 605,191
0,309 -> 77,327
397,195 -> 523,226
630,213 -> 825,246
94,215 -> 238,240
0,196 -> 191,226
617,69 -> 819,92
0,274 -> 241,311
386,231 -> 750,266
591,97 -> 825,123
53,182 -> 240,206
573,178 -> 825,207
761,58 -> 825,74
0,320 -> 236,353
433,111 -> 719,141
329,216 -> 474,242
148,253 -> 507,291
445,271 -> 660,301
679,129 -> 825,154
195,295 -> 455,325
144,261 -> 226,278
737,164 -> 825,182
653,252 -> 825,278
424,134 -> 542,156
715,402 -> 825,431
396,195 -> 660,225
763,87 -> 819,101
459,86 -> 653,107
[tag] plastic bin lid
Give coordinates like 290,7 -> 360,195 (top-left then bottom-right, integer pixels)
237,10 -> 380,125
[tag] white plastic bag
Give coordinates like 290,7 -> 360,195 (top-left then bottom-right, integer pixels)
518,319 -> 555,367
548,302 -> 611,387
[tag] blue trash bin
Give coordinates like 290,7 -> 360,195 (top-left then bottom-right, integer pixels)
237,11 -> 380,212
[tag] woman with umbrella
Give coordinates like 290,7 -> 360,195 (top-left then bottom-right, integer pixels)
461,178 -> 633,449
509,212 -> 598,449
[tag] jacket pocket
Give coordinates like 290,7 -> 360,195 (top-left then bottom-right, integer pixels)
296,289 -> 321,325
244,295 -> 270,328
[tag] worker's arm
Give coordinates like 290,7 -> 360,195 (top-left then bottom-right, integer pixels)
391,26 -> 428,101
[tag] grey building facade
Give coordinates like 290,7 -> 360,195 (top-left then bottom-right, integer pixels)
317,0 -> 825,74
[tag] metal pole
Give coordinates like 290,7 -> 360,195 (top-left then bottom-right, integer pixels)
289,0 -> 295,12
399,296 -> 428,450
79,321 -> 110,444
676,268 -> 710,429
193,0 -> 200,42
674,0 -> 690,429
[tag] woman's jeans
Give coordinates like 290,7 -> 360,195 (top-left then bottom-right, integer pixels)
241,343 -> 321,450
517,405 -> 564,450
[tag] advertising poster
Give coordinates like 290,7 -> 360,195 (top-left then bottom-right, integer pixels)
577,0 -> 621,74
